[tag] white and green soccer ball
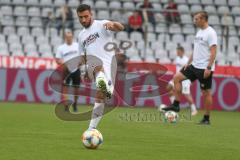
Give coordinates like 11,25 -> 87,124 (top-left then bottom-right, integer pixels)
82,129 -> 103,149
164,111 -> 179,123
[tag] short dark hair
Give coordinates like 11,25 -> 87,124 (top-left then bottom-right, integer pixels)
177,46 -> 185,52
194,11 -> 208,21
76,4 -> 91,13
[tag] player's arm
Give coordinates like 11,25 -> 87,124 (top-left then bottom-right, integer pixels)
183,53 -> 193,70
207,45 -> 217,69
103,21 -> 124,32
56,58 -> 64,65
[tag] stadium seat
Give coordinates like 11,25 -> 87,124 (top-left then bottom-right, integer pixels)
214,0 -> 227,6
166,42 -> 177,53
232,7 -> 240,16
10,43 -> 24,56
116,31 -> 129,41
235,16 -> 240,27
111,11 -> 122,22
136,40 -> 147,50
29,17 -> 43,27
181,14 -> 192,24
95,1 -> 108,9
188,0 -> 200,5
123,2 -> 135,10
12,0 -> 25,5
169,24 -> 181,34
7,35 -> 20,44
81,0 -> 94,7
186,34 -> 195,44
212,25 -> 222,35
177,4 -> 190,13
25,44 -> 38,57
54,0 -> 66,7
159,57 -> 171,64
174,0 -> 187,4
158,34 -> 170,42
155,23 -> 167,33
68,0 -> 80,8
97,10 -> 110,20
3,26 -> 16,35
39,44 -> 52,56
217,6 -> 230,15
190,5 -> 202,13
31,27 -> 44,37
1,16 -> 14,26
0,42 -> 9,54
221,16 -> 234,26
1,0 -> 12,4
228,26 -> 237,36
145,23 -> 154,32
122,11 -> 133,24
201,0 -> 213,5
0,34 -> 5,42
204,6 -> 217,14
229,0 -> 240,6
147,32 -> 157,43
145,54 -> 156,63
181,42 -> 193,53
28,7 -> 41,17
36,36 -> 49,45
26,0 -> 40,6
17,27 -> 30,36
22,35 -> 35,45
14,6 -> 27,16
15,16 -> 28,26
208,15 -> 220,25
40,0 -> 52,6
172,34 -> 184,43
152,3 -> 162,10
182,24 -> 195,34
41,8 -> 54,17
50,36 -> 63,46
130,32 -> 143,42
151,41 -> 164,50
1,6 -> 13,16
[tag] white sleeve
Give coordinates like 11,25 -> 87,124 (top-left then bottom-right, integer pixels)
208,30 -> 218,47
101,20 -> 114,36
55,46 -> 62,59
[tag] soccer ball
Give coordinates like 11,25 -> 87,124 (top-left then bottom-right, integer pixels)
164,111 -> 178,123
158,104 -> 167,113
82,129 -> 103,149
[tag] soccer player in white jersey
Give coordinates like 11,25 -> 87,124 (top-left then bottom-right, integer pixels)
76,4 -> 124,129
166,46 -> 197,116
163,11 -> 217,125
56,30 -> 80,112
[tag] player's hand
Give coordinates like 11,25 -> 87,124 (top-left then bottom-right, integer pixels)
103,22 -> 115,30
204,69 -> 211,79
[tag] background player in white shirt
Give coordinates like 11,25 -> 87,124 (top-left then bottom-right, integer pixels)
76,4 -> 124,129
56,30 -> 80,112
166,46 -> 197,116
163,11 -> 217,125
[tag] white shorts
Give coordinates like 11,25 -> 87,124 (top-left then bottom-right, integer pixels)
168,79 -> 191,95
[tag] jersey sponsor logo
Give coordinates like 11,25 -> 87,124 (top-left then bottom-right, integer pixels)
63,50 -> 78,57
83,32 -> 100,47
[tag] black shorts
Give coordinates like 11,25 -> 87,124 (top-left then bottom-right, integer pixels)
64,69 -> 81,86
180,65 -> 213,90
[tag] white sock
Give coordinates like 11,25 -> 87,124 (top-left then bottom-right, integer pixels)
191,104 -> 197,111
170,96 -> 175,103
88,103 -> 105,129
95,71 -> 105,80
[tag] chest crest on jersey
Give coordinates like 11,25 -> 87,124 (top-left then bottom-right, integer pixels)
83,32 -> 100,47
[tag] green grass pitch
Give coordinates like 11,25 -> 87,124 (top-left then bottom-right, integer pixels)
0,102 -> 239,160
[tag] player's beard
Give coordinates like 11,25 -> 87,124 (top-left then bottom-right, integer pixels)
82,18 -> 92,28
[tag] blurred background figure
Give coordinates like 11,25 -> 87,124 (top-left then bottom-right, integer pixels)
128,10 -> 143,34
140,0 -> 156,26
56,5 -> 74,34
164,0 -> 181,24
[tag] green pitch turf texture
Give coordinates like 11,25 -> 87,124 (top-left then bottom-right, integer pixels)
0,102 -> 239,160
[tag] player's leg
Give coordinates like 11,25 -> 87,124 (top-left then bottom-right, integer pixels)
163,65 -> 197,112
71,69 -> 81,112
198,72 -> 213,124
182,80 -> 197,116
166,80 -> 175,103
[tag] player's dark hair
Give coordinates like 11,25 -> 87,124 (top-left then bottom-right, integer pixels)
194,11 -> 208,21
76,4 -> 91,13
177,46 -> 185,52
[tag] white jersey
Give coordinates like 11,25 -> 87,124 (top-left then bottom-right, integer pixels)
56,42 -> 80,72
175,55 -> 189,72
192,26 -> 217,71
78,20 -> 116,82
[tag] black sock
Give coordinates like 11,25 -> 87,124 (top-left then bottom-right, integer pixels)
173,100 -> 179,106
203,115 -> 210,121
